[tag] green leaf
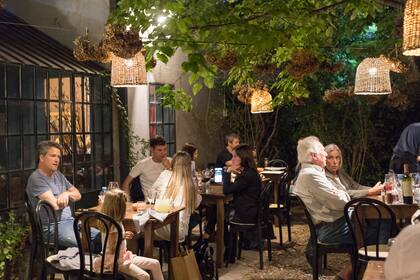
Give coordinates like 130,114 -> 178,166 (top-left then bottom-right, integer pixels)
192,83 -> 203,95
156,53 -> 169,64
188,73 -> 199,84
203,76 -> 214,88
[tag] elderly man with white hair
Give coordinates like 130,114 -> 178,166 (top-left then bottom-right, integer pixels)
293,136 -> 352,280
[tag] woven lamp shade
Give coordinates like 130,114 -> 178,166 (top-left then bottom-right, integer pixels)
111,51 -> 147,87
250,89 -> 273,113
354,57 -> 392,95
403,0 -> 420,56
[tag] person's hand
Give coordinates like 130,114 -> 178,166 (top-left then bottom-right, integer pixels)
228,165 -> 242,175
368,181 -> 383,196
162,158 -> 171,170
56,192 -> 70,208
124,231 -> 134,240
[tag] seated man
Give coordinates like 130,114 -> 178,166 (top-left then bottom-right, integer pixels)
122,136 -> 171,201
26,141 -> 87,248
293,136 -> 352,280
325,144 -> 383,198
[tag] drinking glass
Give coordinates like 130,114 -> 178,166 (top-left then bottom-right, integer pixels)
108,181 -> 119,190
412,173 -> 420,204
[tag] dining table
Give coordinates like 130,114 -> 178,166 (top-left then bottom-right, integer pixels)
362,260 -> 385,280
200,184 -> 232,268
86,202 -> 184,261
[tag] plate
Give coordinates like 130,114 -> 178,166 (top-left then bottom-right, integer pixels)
264,167 -> 286,171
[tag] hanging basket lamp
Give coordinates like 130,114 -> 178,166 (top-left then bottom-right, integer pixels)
354,57 -> 392,95
403,0 -> 420,56
250,88 -> 273,113
111,51 -> 147,87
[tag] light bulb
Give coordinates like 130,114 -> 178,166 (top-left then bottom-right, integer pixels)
124,59 -> 134,67
368,67 -> 377,76
157,15 -> 167,24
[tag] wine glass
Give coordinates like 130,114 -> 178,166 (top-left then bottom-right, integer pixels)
108,181 -> 119,190
202,168 -> 212,183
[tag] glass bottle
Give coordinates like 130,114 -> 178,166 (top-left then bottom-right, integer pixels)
264,158 -> 269,168
402,163 -> 413,204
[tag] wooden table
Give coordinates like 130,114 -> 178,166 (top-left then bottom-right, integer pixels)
362,260 -> 385,280
88,203 -> 184,259
200,184 -> 232,268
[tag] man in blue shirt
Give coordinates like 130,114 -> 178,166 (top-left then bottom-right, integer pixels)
389,123 -> 420,173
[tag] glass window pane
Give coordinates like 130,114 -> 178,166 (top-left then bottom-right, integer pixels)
84,77 -> 92,103
149,125 -> 156,138
93,104 -> 102,132
6,65 -> 19,98
75,163 -> 93,190
103,105 -> 111,132
8,136 -> 21,170
170,109 -> 175,123
149,104 -> 156,123
0,174 -> 7,209
75,104 -> 83,133
61,103 -> 72,132
62,164 -> 74,184
75,76 -> 83,102
170,124 -> 175,141
37,134 -> 48,143
8,100 -> 20,134
49,102 -> 60,133
103,82 -> 111,104
93,77 -> 102,103
164,124 -> 170,139
169,143 -> 175,156
49,134 -> 60,144
95,163 -> 104,188
22,101 -> 34,134
0,100 -> 5,134
157,125 -> 163,137
85,104 -> 92,132
0,137 -> 6,171
23,136 -> 36,169
49,71 -> 59,100
156,104 -> 162,123
61,75 -> 71,101
35,68 -> 47,99
164,107 -> 171,123
0,64 -> 4,98
103,162 -> 113,186
36,101 -> 48,133
94,134 -> 103,161
104,133 -> 111,161
9,172 -> 24,208
22,66 -> 34,99
62,134 -> 73,158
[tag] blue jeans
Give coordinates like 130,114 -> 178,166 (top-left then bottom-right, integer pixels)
317,216 -> 353,245
44,218 -> 101,252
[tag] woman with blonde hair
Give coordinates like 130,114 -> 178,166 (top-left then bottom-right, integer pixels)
97,189 -> 163,280
153,151 -> 202,241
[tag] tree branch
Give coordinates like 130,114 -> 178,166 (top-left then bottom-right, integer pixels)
312,0 -> 348,13
190,12 -> 270,31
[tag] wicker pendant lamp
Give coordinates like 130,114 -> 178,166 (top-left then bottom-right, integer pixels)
403,0 -> 420,56
354,57 -> 392,95
250,88 -> 273,113
111,51 -> 147,87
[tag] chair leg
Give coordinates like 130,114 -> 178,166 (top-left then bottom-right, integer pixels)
28,242 -> 37,280
237,233 -> 242,259
313,249 -> 319,280
323,254 -> 327,269
225,230 -> 236,268
267,238 -> 272,261
158,247 -> 163,268
287,214 -> 292,242
257,228 -> 263,270
278,214 -> 283,247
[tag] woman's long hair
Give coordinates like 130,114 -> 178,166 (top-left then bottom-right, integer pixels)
235,144 -> 257,171
164,151 -> 196,215
100,189 -> 127,226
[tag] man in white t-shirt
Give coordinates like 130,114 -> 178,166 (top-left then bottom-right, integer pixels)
122,136 -> 171,200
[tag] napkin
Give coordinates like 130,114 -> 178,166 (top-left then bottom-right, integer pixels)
132,208 -> 170,233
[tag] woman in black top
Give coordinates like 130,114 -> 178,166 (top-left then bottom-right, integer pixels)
224,144 -> 261,224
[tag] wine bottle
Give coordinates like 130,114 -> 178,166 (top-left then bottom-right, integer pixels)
402,163 -> 413,204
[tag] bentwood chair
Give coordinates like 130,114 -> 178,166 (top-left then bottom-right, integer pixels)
268,159 -> 288,169
35,200 -> 79,280
225,181 -> 273,269
269,172 -> 292,246
344,197 -> 398,280
24,192 -> 37,280
74,211 -> 125,279
296,196 -> 353,280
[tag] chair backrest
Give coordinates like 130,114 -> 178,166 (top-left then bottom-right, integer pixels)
295,196 -> 319,247
74,211 -> 123,280
276,172 -> 291,210
268,159 -> 288,169
35,200 -> 60,257
258,181 -> 273,225
24,192 -> 40,247
344,197 -> 398,259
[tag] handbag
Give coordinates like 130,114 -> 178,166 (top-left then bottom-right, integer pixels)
170,246 -> 202,280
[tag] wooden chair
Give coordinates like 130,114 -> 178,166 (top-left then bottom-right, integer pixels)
268,159 -> 288,168
24,192 -> 37,280
296,196 -> 353,280
269,172 -> 292,246
73,211 -> 124,279
225,181 -> 273,269
344,197 -> 398,280
35,200 -> 79,280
